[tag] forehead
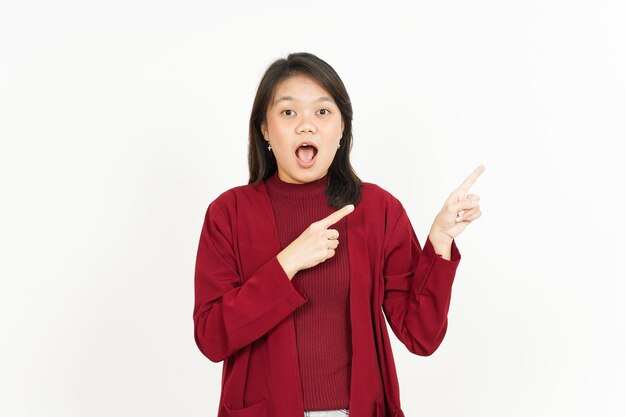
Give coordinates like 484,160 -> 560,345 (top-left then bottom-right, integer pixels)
271,74 -> 334,105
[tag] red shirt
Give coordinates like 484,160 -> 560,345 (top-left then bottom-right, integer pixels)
193,173 -> 461,417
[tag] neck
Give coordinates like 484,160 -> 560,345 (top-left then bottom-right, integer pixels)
265,170 -> 329,199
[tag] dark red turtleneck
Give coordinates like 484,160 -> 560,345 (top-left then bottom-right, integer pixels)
264,170 -> 351,412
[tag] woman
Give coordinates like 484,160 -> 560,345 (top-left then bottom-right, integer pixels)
193,52 -> 484,417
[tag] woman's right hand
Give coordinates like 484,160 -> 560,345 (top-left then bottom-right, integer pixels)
277,204 -> 355,280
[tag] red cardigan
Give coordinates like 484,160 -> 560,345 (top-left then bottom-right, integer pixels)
193,177 -> 461,417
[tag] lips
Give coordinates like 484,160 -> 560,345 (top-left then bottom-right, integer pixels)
295,141 -> 318,164
295,141 -> 318,167
294,141 -> 319,156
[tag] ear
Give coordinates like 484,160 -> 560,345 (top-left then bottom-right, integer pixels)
341,119 -> 345,137
260,121 -> 268,140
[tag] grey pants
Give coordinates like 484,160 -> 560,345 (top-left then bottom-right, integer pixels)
304,409 -> 349,417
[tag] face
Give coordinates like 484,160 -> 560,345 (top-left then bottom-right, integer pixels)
261,74 -> 345,184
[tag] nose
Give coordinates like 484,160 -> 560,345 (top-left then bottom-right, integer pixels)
296,113 -> 317,134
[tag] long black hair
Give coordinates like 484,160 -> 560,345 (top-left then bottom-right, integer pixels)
247,52 -> 362,209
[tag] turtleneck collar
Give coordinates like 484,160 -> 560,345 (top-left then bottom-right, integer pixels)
264,170 -> 329,199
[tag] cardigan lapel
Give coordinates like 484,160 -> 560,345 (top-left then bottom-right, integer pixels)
238,180 -> 307,416
347,204 -> 388,417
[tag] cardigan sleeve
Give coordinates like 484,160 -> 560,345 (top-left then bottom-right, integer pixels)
193,200 -> 308,363
381,206 -> 461,356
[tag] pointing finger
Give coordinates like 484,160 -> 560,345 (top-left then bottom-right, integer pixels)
458,164 -> 485,193
319,204 -> 355,229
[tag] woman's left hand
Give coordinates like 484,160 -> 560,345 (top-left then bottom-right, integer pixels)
429,164 -> 485,242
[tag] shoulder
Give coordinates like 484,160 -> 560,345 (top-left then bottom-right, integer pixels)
360,180 -> 404,208
204,181 -> 265,217
211,183 -> 249,206
359,180 -> 406,222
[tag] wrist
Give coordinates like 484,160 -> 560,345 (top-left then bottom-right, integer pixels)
428,228 -> 452,245
276,252 -> 298,280
428,229 -> 453,260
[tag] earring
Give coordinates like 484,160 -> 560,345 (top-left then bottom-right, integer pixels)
267,142 -> 272,151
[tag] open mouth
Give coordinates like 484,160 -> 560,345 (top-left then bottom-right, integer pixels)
295,144 -> 318,163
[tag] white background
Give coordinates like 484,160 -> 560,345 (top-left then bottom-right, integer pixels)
1,1 -> 624,416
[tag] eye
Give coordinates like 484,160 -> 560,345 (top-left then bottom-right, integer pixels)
281,109 -> 295,116
319,109 -> 331,115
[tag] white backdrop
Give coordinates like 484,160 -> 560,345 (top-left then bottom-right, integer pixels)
1,1 -> 624,416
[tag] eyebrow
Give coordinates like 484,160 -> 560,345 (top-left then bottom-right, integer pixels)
273,96 -> 334,105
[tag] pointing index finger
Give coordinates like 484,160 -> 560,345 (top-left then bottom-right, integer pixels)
458,164 -> 485,192
320,204 -> 355,228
